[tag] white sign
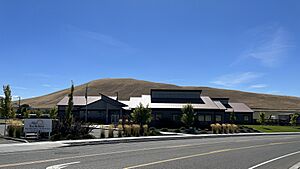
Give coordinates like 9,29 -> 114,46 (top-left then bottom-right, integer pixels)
24,119 -> 52,133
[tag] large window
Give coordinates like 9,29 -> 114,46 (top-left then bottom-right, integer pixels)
198,115 -> 205,122
243,115 -> 249,121
216,115 -> 222,122
172,114 -> 180,121
205,115 -> 212,122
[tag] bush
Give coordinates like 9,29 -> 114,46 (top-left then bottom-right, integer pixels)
179,127 -> 186,131
108,125 -> 114,138
143,125 -> 149,136
124,125 -> 132,137
82,134 -> 96,139
174,129 -> 181,133
50,133 -> 62,141
15,127 -> 22,138
161,128 -> 169,132
8,126 -> 15,137
100,129 -> 105,138
117,125 -> 123,137
132,124 -> 140,137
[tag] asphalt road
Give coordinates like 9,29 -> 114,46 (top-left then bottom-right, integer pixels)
0,135 -> 300,169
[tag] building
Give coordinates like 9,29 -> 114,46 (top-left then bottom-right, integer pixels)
57,89 -> 254,127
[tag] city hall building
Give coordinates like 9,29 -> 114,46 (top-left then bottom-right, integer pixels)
57,89 -> 254,127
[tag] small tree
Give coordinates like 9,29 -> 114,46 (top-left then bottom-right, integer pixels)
24,110 -> 30,118
65,82 -> 74,130
50,107 -> 58,119
259,112 -> 266,125
290,113 -> 299,126
35,109 -> 42,118
131,103 -> 152,135
181,104 -> 195,129
2,85 -> 15,136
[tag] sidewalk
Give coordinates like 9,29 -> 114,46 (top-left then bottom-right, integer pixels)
1,132 -> 300,153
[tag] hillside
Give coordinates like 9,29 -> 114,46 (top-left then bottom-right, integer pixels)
20,78 -> 300,110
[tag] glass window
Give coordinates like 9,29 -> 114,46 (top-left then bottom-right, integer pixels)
198,115 -> 205,122
172,115 -> 180,121
205,115 -> 212,122
244,115 -> 249,121
216,115 -> 222,122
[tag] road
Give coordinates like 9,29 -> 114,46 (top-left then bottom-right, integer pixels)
0,135 -> 300,169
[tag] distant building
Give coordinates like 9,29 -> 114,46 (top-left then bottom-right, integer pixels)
57,89 -> 254,127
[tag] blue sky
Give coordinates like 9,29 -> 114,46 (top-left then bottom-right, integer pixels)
0,0 -> 300,99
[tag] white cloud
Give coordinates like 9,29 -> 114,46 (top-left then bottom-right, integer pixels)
234,24 -> 292,67
249,84 -> 268,89
211,72 -> 263,87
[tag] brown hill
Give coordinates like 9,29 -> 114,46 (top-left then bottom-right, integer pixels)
20,78 -> 300,111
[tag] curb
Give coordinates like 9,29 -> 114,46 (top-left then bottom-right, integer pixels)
0,135 -> 29,143
58,132 -> 300,147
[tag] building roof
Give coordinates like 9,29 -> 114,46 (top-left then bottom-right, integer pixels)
57,95 -> 118,106
225,103 -> 254,113
119,95 -> 222,110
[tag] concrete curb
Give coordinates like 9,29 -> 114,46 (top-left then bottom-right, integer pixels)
57,132 -> 300,147
0,135 -> 29,143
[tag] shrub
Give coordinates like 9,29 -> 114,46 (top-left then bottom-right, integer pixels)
232,124 -> 238,133
100,129 -> 105,138
215,123 -> 222,134
15,126 -> 22,138
8,126 -> 15,137
50,133 -> 62,141
108,125 -> 114,138
210,124 -> 216,134
149,127 -> 156,131
222,124 -> 227,134
174,129 -> 181,133
82,134 -> 96,139
117,125 -> 123,137
132,124 -> 140,137
179,127 -> 186,131
143,125 -> 149,136
161,128 -> 169,132
124,125 -> 132,137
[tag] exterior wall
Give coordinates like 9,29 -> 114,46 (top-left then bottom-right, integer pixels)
150,108 -> 226,128
224,112 -> 253,124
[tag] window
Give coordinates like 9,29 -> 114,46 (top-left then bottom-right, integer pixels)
172,114 -> 180,121
205,115 -> 212,122
243,115 -> 249,121
111,114 -> 119,123
198,115 -> 205,122
216,115 -> 222,122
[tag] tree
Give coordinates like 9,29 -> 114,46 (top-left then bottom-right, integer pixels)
259,112 -> 266,125
131,103 -> 152,135
181,104 -> 195,128
0,97 -> 4,117
35,109 -> 42,118
229,111 -> 236,123
290,113 -> 299,126
49,107 -> 58,119
2,85 -> 15,136
65,82 -> 74,131
24,110 -> 30,118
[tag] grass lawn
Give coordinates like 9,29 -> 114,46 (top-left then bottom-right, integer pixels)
245,125 -> 300,132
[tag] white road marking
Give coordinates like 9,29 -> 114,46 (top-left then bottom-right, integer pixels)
124,141 -> 300,169
46,161 -> 80,169
248,151 -> 300,169
289,161 -> 300,169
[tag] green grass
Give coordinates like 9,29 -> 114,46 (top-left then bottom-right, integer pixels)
245,125 -> 300,132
